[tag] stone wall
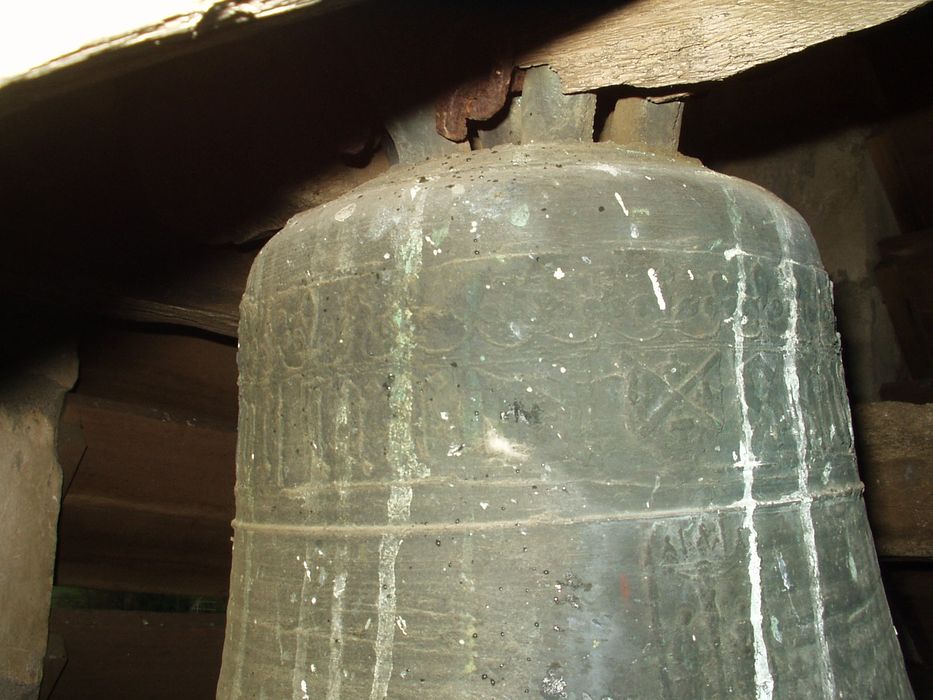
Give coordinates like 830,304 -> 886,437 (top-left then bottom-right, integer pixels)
0,345 -> 76,700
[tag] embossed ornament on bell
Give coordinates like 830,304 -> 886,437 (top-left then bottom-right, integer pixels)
218,142 -> 912,699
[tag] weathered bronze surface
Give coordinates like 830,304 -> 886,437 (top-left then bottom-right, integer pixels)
219,143 -> 912,699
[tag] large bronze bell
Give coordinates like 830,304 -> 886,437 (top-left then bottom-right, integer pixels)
218,69 -> 912,699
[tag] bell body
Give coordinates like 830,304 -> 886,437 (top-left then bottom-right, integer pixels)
219,144 -> 912,698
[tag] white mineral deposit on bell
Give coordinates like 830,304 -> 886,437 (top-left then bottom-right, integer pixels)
614,192 -> 629,215
333,202 -> 356,222
771,616 -> 783,643
848,553 -> 859,581
484,424 -> 529,461
647,268 -> 667,310
510,203 -> 530,227
590,163 -> 620,176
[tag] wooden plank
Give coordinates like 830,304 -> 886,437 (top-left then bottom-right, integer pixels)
1,0 -> 927,108
56,500 -> 234,596
46,609 -> 225,700
105,297 -> 241,338
519,1 -> 929,91
5,245 -> 255,338
0,0 -> 356,90
56,395 -> 236,596
854,402 -> 933,558
62,395 -> 235,513
77,325 -> 238,429
101,244 -> 255,337
55,329 -> 238,596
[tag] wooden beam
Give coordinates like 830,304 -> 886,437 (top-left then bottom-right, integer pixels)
1,0 -> 927,111
77,325 -> 238,429
56,394 -> 236,596
60,393 -> 236,515
47,609 -> 226,700
0,0 -> 358,91
55,328 -> 238,596
105,245 -> 256,337
104,297 -> 241,338
6,244 -> 255,338
56,499 -> 235,597
855,401 -> 933,558
519,1 -> 929,91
